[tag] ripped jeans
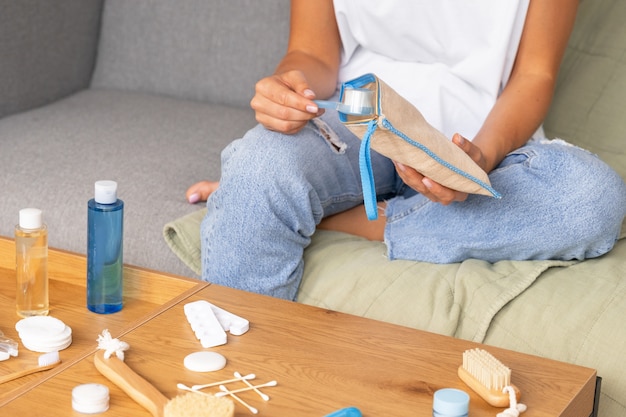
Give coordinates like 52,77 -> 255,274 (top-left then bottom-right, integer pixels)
201,111 -> 626,300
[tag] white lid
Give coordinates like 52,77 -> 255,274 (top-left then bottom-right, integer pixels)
94,181 -> 118,204
19,208 -> 43,229
183,351 -> 227,372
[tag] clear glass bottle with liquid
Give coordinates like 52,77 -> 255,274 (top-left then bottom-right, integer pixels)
15,208 -> 49,317
87,180 -> 124,314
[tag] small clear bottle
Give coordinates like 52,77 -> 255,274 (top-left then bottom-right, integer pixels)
15,208 -> 49,317
87,180 -> 124,314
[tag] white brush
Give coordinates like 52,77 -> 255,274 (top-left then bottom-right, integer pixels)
95,350 -> 234,417
0,351 -> 61,384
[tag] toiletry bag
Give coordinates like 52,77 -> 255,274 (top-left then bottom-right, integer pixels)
337,73 -> 500,220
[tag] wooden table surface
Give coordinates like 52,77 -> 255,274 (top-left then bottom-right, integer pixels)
0,236 -> 206,406
0,237 -> 597,416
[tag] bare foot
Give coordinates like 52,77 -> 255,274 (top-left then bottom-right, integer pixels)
186,181 -> 219,203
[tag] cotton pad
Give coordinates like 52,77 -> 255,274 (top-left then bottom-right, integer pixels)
72,383 -> 110,414
15,316 -> 73,353
184,351 -> 227,372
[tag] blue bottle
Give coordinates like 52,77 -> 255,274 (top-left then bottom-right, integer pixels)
87,180 -> 124,313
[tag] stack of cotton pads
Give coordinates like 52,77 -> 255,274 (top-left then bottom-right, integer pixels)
15,316 -> 72,353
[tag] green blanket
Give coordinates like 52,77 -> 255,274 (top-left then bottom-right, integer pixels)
162,208 -> 610,342
163,208 -> 205,275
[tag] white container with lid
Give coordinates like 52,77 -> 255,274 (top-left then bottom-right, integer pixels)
72,383 -> 110,414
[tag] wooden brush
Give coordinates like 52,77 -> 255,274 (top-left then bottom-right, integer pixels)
457,348 -> 521,408
94,350 -> 234,417
0,351 -> 61,384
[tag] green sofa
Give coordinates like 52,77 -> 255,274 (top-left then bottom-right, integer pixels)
0,1 -> 624,416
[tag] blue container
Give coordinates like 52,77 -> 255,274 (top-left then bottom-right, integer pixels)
87,181 -> 124,314
433,388 -> 469,417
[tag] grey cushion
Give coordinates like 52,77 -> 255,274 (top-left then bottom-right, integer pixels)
0,0 -> 102,119
0,89 -> 257,276
91,0 -> 290,108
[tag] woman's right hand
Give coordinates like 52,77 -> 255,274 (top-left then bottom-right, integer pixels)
251,70 -> 324,134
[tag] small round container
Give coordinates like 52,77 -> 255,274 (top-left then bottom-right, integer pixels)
183,351 -> 227,372
72,383 -> 110,414
433,388 -> 469,417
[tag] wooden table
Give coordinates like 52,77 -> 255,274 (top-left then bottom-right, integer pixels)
0,237 -> 598,416
0,236 -> 206,405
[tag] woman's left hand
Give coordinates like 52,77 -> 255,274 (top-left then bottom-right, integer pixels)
393,133 -> 487,205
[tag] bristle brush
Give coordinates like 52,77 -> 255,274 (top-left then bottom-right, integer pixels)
94,350 -> 234,417
0,351 -> 61,384
457,348 -> 521,408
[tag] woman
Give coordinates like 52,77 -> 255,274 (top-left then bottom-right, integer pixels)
187,0 -> 626,300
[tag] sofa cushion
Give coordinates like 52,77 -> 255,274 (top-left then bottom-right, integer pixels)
543,0 -> 626,182
0,89 -> 256,276
91,0 -> 290,108
0,0 -> 102,119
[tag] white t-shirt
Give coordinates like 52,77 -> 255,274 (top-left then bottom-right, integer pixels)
333,0 -> 530,140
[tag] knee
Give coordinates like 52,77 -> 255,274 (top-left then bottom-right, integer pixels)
220,125 -> 308,183
520,141 -> 626,259
555,150 -> 626,258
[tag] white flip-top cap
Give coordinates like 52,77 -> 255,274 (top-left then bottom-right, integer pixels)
94,181 -> 118,204
19,208 -> 43,229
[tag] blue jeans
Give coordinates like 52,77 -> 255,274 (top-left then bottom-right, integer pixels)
201,112 -> 626,300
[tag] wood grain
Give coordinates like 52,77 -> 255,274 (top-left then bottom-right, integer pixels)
0,236 -> 205,405
0,237 -> 597,416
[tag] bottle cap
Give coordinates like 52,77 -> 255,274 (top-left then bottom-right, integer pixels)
19,208 -> 43,229
94,181 -> 118,204
433,388 -> 469,416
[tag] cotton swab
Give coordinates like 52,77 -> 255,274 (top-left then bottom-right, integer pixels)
234,371 -> 270,401
176,383 -> 214,396
190,373 -> 255,390
175,384 -> 240,415
214,381 -> 277,398
219,385 -> 258,414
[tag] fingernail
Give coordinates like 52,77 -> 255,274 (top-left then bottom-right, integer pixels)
455,134 -> 465,145
422,178 -> 433,189
395,161 -> 406,172
188,193 -> 200,204
303,89 -> 315,98
306,105 -> 318,113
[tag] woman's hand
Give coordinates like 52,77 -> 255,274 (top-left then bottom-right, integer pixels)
250,1 -> 340,134
394,133 -> 487,205
251,70 -> 323,134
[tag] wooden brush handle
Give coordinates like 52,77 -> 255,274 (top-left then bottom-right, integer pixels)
94,350 -> 168,417
0,362 -> 59,385
458,366 -> 521,408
